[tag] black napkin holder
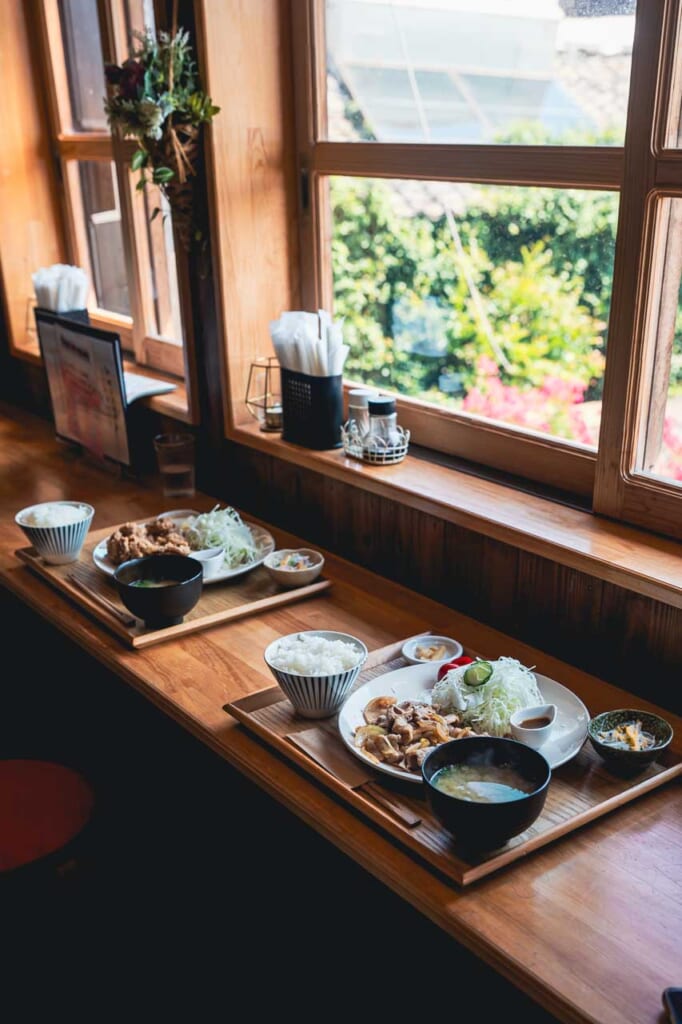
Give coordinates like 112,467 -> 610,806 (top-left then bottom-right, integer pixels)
34,305 -> 90,325
280,367 -> 343,450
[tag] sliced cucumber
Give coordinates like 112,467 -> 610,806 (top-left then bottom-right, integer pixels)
464,660 -> 493,687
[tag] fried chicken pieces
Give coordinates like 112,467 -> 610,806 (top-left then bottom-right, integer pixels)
106,517 -> 190,565
353,695 -> 477,773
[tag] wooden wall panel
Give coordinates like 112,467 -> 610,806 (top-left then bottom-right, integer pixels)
0,1 -> 66,355
225,441 -> 682,716
198,0 -> 300,434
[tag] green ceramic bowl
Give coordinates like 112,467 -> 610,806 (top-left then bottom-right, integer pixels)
588,708 -> 673,770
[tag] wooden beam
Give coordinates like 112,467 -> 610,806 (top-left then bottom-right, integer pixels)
311,142 -> 624,190
200,0 -> 300,433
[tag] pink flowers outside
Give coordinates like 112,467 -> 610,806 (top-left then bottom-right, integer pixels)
459,357 -> 682,481
461,357 -> 598,446
653,419 -> 682,481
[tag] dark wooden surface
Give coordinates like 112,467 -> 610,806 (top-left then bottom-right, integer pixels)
1,403 -> 681,1024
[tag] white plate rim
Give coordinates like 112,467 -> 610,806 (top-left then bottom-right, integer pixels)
92,512 -> 275,583
337,661 -> 590,784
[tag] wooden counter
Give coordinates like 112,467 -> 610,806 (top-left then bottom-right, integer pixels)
1,402 -> 680,1024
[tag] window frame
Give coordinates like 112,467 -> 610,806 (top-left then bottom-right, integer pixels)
291,0 -> 682,524
36,0 -> 186,380
593,0 -> 682,538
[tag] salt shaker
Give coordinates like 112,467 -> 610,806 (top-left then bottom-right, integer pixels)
364,396 -> 402,448
347,388 -> 377,438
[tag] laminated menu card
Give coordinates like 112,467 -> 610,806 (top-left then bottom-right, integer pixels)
34,309 -> 176,467
35,309 -> 132,465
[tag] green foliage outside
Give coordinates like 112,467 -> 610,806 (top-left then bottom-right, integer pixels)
330,132 -> 682,442
332,176 -> 618,415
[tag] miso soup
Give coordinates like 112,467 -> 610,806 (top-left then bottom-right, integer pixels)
431,762 -> 535,803
129,579 -> 177,588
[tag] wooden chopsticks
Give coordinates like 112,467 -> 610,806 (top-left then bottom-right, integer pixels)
65,567 -> 136,627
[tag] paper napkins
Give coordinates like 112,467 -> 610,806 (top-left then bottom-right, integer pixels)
269,310 -> 349,377
32,264 -> 89,314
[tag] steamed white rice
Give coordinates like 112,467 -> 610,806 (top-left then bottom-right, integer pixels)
20,502 -> 89,527
269,633 -> 361,675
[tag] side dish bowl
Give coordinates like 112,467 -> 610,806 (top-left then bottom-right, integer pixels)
263,548 -> 324,588
15,500 -> 94,565
401,634 -> 463,665
113,554 -> 203,629
587,708 -> 673,771
422,736 -> 551,850
264,629 -> 367,719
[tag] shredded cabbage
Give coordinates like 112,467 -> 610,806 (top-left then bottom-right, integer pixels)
181,505 -> 259,569
431,657 -> 543,737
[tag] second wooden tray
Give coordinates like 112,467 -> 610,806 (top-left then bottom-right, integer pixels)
15,524 -> 332,648
224,640 -> 682,886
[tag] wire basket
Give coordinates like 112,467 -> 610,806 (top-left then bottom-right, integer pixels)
341,421 -> 410,465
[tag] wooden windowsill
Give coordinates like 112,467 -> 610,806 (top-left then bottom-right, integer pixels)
144,385 -> 191,422
9,337 -> 43,366
120,360 -> 191,423
230,420 -> 682,610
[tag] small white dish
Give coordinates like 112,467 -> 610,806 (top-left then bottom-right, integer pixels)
509,703 -> 557,750
191,546 -> 225,580
263,548 -> 324,588
401,635 -> 463,665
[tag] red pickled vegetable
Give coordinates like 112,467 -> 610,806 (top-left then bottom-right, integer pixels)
436,655 -> 474,681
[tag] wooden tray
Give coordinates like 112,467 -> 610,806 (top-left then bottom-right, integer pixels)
224,639 -> 682,886
14,524 -> 332,649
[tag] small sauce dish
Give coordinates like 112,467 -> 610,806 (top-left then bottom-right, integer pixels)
190,546 -> 225,580
402,635 -> 463,665
509,703 -> 557,750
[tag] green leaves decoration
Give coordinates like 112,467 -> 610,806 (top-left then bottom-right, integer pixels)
103,24 -> 219,248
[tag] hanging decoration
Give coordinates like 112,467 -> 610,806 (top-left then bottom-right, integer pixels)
103,8 -> 219,251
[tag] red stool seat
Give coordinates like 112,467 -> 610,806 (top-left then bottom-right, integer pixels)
0,759 -> 95,874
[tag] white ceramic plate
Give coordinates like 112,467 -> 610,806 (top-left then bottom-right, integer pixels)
338,662 -> 590,784
92,511 -> 275,584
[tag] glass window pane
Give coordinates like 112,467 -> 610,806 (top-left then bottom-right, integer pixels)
663,4 -> 682,149
331,176 -> 618,447
79,162 -> 130,316
58,0 -> 107,131
635,197 -> 682,485
122,0 -> 157,54
141,186 -> 183,341
326,0 -> 635,144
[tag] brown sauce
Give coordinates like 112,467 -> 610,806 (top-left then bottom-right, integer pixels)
519,715 -> 551,729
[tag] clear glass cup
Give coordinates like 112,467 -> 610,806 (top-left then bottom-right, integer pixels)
153,433 -> 196,498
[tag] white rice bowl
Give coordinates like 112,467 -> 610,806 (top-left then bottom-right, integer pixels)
267,632 -> 364,676
17,501 -> 91,528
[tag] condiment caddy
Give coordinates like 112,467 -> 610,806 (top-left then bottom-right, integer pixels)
342,390 -> 410,465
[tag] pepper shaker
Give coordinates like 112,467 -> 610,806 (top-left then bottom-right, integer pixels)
363,396 -> 402,449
